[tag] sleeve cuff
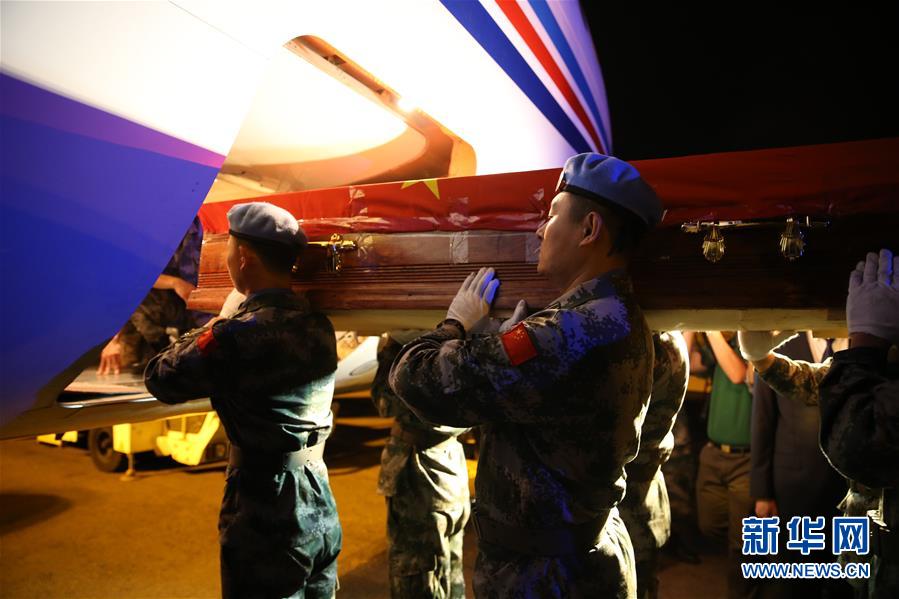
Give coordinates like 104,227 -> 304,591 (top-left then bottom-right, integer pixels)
438,318 -> 466,338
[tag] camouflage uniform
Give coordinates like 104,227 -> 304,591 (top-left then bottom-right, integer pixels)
145,288 -> 342,599
119,216 -> 206,368
619,331 -> 689,599
389,271 -> 654,598
373,331 -> 470,599
760,348 -> 899,598
660,404 -> 700,559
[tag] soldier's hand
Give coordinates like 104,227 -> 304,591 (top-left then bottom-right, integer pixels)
847,249 -> 899,344
755,498 -> 778,518
499,300 -> 529,333
172,278 -> 196,303
98,336 -> 122,375
737,330 -> 798,362
447,267 -> 500,335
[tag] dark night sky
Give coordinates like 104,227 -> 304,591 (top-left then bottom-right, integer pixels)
583,5 -> 899,160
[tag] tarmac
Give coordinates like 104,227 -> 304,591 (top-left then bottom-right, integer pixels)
0,399 -> 725,598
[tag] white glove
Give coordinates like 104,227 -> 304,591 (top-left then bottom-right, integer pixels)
446,267 -> 500,334
738,330 -> 799,362
219,288 -> 247,318
499,300 -> 529,333
847,248 -> 899,344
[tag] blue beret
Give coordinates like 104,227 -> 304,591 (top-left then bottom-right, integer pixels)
557,153 -> 663,227
227,202 -> 307,250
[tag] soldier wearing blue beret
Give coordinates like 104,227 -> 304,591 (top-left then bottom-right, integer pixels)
389,153 -> 662,597
146,202 -> 341,599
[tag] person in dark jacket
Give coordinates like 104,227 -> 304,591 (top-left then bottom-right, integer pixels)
750,332 -> 850,598
739,248 -> 899,598
145,202 -> 341,599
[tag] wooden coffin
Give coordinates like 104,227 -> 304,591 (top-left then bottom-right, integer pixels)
192,139 -> 899,334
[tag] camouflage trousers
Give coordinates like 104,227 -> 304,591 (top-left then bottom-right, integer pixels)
385,439 -> 470,599
619,473 -> 669,599
472,509 -> 637,599
837,485 -> 898,598
661,413 -> 700,545
219,459 -> 342,599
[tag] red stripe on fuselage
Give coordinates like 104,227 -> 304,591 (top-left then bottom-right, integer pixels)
495,0 -> 605,152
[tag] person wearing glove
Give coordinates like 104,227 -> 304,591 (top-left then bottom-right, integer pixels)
739,249 -> 898,598
444,267 -> 501,335
747,330 -> 851,599
816,249 -> 898,599
817,248 -> 899,485
388,153 -> 663,598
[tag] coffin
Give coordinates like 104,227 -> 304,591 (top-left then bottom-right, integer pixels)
193,138 -> 899,334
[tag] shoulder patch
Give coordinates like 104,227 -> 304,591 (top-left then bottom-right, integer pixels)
197,329 -> 218,356
500,322 -> 538,366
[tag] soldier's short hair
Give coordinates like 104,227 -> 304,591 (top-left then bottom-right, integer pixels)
567,193 -> 647,256
236,237 -> 301,274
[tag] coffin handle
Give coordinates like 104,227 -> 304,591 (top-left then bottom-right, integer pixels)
308,234 -> 358,273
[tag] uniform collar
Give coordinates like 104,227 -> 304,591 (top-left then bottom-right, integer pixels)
236,288 -> 309,315
547,269 -> 632,310
246,287 -> 293,302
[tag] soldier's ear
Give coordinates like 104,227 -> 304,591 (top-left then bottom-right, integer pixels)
578,212 -> 603,247
237,243 -> 251,271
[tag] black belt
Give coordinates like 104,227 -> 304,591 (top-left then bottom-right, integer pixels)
228,442 -> 325,472
472,507 -> 609,556
709,441 -> 750,455
390,422 -> 453,449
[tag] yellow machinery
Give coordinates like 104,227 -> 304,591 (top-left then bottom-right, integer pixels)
37,411 -> 228,473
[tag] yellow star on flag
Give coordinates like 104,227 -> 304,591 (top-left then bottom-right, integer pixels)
400,178 -> 441,199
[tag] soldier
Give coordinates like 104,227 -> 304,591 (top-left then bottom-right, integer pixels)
619,331 -> 690,598
145,202 -> 341,599
738,248 -> 898,598
99,216 -> 206,374
372,329 -> 470,599
389,153 -> 662,598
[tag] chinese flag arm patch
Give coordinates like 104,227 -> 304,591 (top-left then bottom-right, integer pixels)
500,322 -> 538,366
197,329 -> 218,356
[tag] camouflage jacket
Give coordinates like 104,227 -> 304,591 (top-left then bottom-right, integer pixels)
619,331 -> 689,556
162,216 -> 203,286
815,347 -> 899,597
759,348 -> 898,488
373,332 -> 469,498
389,271 -> 654,530
145,288 -> 338,453
759,352 -> 832,407
759,348 -> 898,545
818,347 -> 899,491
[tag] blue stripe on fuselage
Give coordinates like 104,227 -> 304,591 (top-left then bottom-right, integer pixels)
527,0 -> 610,152
439,0 -> 593,154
